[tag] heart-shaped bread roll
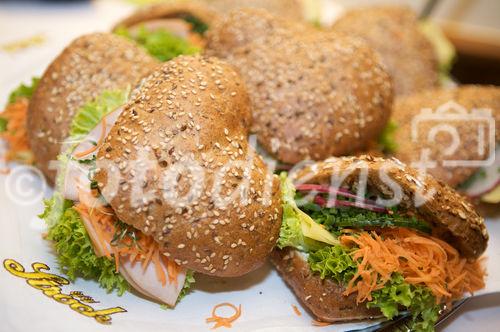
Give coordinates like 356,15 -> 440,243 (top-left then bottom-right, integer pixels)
95,55 -> 282,277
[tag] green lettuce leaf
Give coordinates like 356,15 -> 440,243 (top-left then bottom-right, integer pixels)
41,196 -> 129,295
367,274 -> 440,332
418,20 -> 456,85
277,173 -> 339,251
378,120 -> 399,153
178,270 -> 196,303
7,77 -> 40,105
69,89 -> 127,138
300,202 -> 431,234
115,26 -> 200,62
308,245 -> 357,284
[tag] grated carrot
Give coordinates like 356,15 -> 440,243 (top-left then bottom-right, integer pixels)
311,319 -> 332,327
340,228 -> 486,304
0,98 -> 33,164
292,304 -> 302,316
74,190 -> 180,287
206,303 -> 242,329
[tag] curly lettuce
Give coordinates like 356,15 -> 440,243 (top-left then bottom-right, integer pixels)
6,77 -> 40,106
277,173 -> 339,251
115,26 -> 200,62
40,196 -> 129,294
367,274 -> 440,332
69,89 -> 127,138
308,245 -> 357,284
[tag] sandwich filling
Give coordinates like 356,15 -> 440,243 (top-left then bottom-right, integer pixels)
459,149 -> 500,204
115,15 -> 207,62
40,90 -> 195,306
278,173 -> 485,331
0,77 -> 39,164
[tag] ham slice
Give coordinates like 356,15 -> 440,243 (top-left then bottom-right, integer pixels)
79,212 -> 186,306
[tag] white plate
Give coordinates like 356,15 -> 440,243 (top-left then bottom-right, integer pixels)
0,1 -> 499,331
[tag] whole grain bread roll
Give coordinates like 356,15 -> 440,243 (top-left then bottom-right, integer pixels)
271,247 -> 382,323
291,155 -> 488,259
332,6 -> 439,96
202,0 -> 304,20
27,33 -> 159,183
94,55 -> 282,277
206,8 -> 393,165
391,85 -> 500,188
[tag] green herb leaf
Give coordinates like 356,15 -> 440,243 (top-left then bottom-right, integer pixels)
7,77 -> 40,105
300,202 -> 431,234
115,26 -> 200,62
183,15 -> 209,35
40,196 -> 129,295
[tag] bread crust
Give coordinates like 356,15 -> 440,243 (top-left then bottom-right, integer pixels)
202,0 -> 304,20
292,155 -> 488,259
206,9 -> 393,164
333,6 -> 439,96
27,33 -> 159,183
391,85 -> 500,188
112,2 -> 219,31
271,247 -> 382,322
95,55 -> 282,277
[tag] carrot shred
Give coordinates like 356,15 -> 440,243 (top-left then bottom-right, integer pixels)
311,319 -> 332,327
73,116 -> 106,159
340,228 -> 486,304
74,189 -> 181,287
206,303 -> 242,329
292,304 -> 302,316
0,98 -> 33,164
152,247 -> 167,286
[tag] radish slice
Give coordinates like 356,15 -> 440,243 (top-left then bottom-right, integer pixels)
313,194 -> 387,213
463,149 -> 500,198
61,107 -> 123,201
79,211 -> 187,306
296,183 -> 381,206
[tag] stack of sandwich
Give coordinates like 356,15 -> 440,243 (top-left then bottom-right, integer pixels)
0,1 -> 495,331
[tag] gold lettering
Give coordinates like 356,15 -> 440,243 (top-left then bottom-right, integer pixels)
3,259 -> 126,324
